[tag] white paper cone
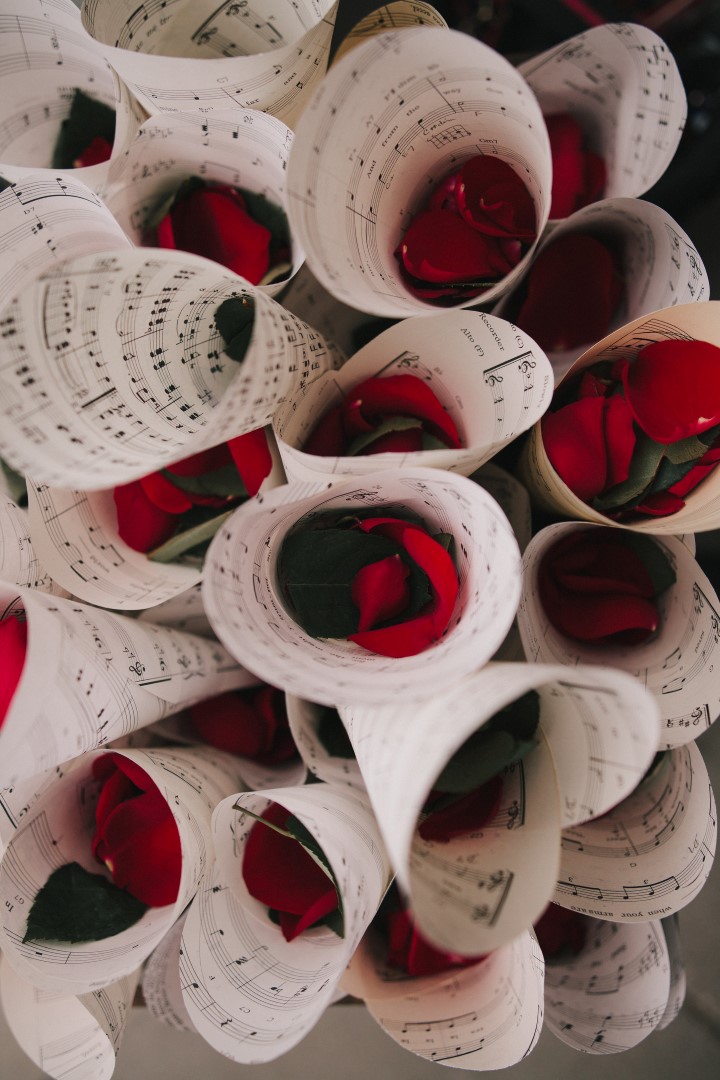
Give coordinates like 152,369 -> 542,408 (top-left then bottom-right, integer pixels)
285,695 -> 364,789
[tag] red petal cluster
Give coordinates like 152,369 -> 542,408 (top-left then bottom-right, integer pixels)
418,775 -> 503,842
534,903 -> 588,959
619,340 -> 720,444
386,905 -> 486,977
546,113 -> 606,219
542,393 -> 636,503
0,616 -> 27,729
91,754 -> 182,908
538,530 -> 662,645
73,135 -> 113,168
242,802 -> 338,942
153,182 -> 272,284
395,155 -> 536,302
303,374 -> 461,457
188,685 -> 298,765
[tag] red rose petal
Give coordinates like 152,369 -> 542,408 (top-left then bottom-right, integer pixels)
603,392 -> 637,488
546,113 -> 604,219
303,404 -> 347,456
166,444 -> 232,477
541,396 -> 610,501
456,155 -> 536,239
0,617 -> 27,728
347,375 -> 461,449
351,554 -> 411,632
139,471 -> 194,515
668,442 -> 720,499
113,480 -> 177,553
73,135 -> 113,168
534,903 -> 588,959
227,428 -> 273,497
386,907 -> 486,976
418,775 -> 503,842
634,491 -> 686,517
398,209 -> 514,284
277,888 -> 339,942
622,339 -> 720,444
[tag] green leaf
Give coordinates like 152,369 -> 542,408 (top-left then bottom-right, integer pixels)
238,189 -> 290,253
592,432 -> 666,511
316,707 -> 356,759
432,690 -> 540,795
164,464 -> 247,499
24,862 -> 147,944
214,296 -> 255,364
346,415 -> 422,456
51,89 -> 115,170
664,433 -> 715,465
619,534 -> 677,597
148,508 -> 234,563
421,432 -> 449,451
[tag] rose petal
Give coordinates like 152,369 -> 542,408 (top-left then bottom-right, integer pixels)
542,397 -> 611,501
227,428 -> 273,497
73,135 -> 113,169
418,775 -> 503,842
166,445 -> 232,477
347,374 -> 461,449
351,554 -> 411,632
386,907 -> 486,976
0,617 -> 27,728
113,480 -> 177,553
547,113 -> 605,219
667,442 -> 720,499
139,472 -> 194,515
603,392 -> 637,488
456,155 -> 536,239
278,888 -> 339,942
622,339 -> 720,444
534,903 -> 588,959
397,209 -> 514,284
303,405 -> 347,456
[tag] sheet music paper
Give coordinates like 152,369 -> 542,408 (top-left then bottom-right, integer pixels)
519,524 -> 720,749
519,22 -> 686,207
657,914 -> 686,1029
102,109 -> 303,297
340,662 -> 659,955
523,301 -> 720,533
137,582 -> 214,638
179,783 -> 392,1062
286,26 -> 552,317
555,740 -> 717,922
285,694 -> 365,789
330,2 -> 447,66
470,463 -> 532,554
544,917 -> 672,1054
0,492 -> 66,594
0,958 -> 139,1080
273,311 -> 553,484
0,585 -> 249,787
81,0 -> 337,128
0,246 -> 339,489
142,913 -> 196,1033
0,745 -> 250,994
496,197 -> 707,380
202,468 -> 521,706
343,930 -> 544,1070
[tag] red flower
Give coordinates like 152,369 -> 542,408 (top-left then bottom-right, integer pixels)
515,233 -> 623,352
395,155 -> 536,302
113,430 -> 272,554
0,616 -> 27,730
618,340 -> 720,444
538,530 -> 672,645
541,393 -> 636,503
546,113 -> 606,219
242,802 -> 339,942
188,685 -> 298,765
153,181 -> 272,284
418,775 -> 503,842
385,904 -> 486,977
303,374 -> 461,457
73,136 -> 112,168
91,754 -> 182,908
534,903 -> 587,960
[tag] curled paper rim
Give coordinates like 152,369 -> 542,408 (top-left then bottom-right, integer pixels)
517,522 -> 720,749
201,466 -> 522,706
524,300 -> 720,533
273,310 -> 553,484
285,694 -> 365,789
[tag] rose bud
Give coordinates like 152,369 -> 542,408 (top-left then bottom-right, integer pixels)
188,685 -> 298,765
242,802 -> 341,942
0,615 -> 27,730
379,888 -> 486,977
91,754 -> 182,908
546,113 -> 606,219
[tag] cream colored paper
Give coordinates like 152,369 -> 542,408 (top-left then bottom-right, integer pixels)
0,246 -> 338,489
202,468 -> 521,706
137,582 -> 214,638
523,301 -> 720,532
343,930 -> 544,1070
286,26 -> 551,317
273,312 -> 552,483
142,914 -> 196,1033
0,493 -> 66,594
519,22 -> 686,207
81,0 -> 337,129
519,523 -> 720,749
555,741 -> 717,921
0,585 -> 248,787
179,784 -> 392,1062
331,2 -> 446,65
340,662 -> 659,955
285,695 -> 364,789
0,746 -> 248,994
470,463 -> 532,554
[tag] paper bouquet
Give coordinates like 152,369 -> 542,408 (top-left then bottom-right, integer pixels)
1,1 -> 719,1077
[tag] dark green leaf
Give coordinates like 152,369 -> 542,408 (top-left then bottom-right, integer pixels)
24,862 -> 147,944
421,432 -> 449,451
619,534 -> 677,597
592,431 -> 666,511
0,176 -> 11,192
664,432 -> 714,465
164,464 -> 247,498
214,296 -> 255,364
148,509 -> 234,563
239,189 -> 290,254
51,89 -> 115,170
346,415 -> 422,456
316,707 -> 356,759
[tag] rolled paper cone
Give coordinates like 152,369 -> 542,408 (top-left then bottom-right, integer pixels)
543,918 -> 672,1054
0,0 -> 117,190
285,694 -> 364,789
469,462 -> 532,554
522,300 -> 720,533
280,263 -> 371,361
518,523 -> 720,749
0,246 -> 340,490
330,1 -> 447,66
519,23 -> 686,210
0,745 -> 250,994
0,957 -> 140,1080
137,582 -> 214,638
286,26 -> 552,318
0,171 -> 131,308
340,661 -> 660,955
657,914 -> 686,1030
554,740 -> 717,922
496,197 -> 708,380
0,585 -> 250,788
142,914 -> 196,1033
201,467 -> 522,706
102,110 -> 304,296
179,783 -> 392,1063
25,425 -> 286,610
273,312 -> 553,484
342,930 -> 544,1071
0,492 -> 67,595
81,0 -> 337,129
